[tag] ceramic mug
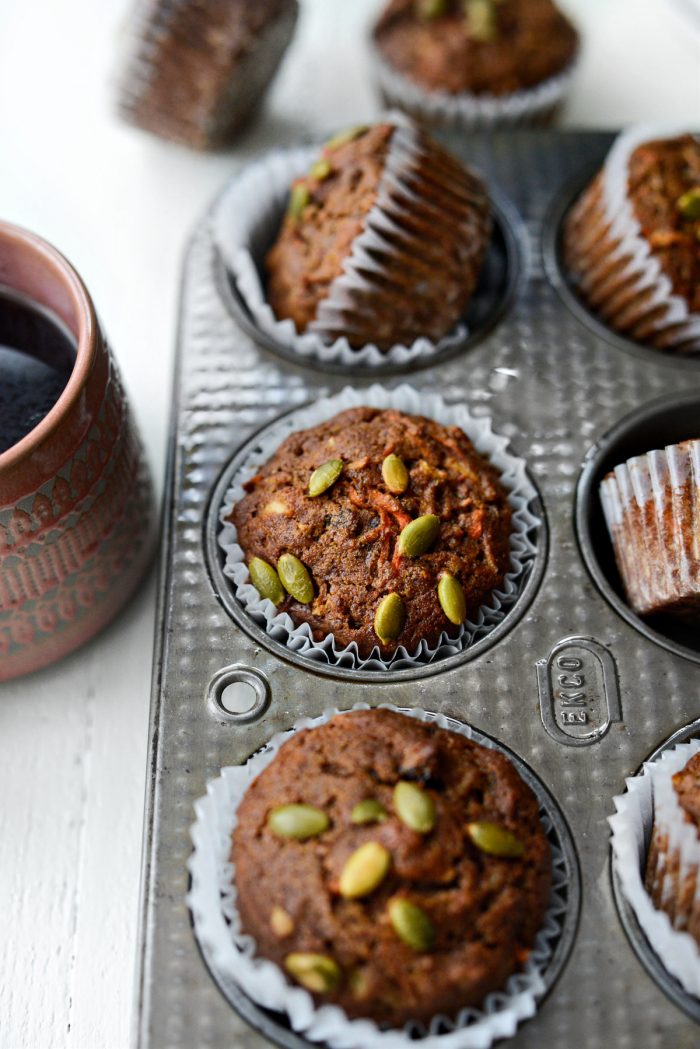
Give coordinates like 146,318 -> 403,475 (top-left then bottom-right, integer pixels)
0,221 -> 155,682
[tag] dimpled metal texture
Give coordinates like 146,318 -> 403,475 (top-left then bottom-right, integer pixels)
136,132 -> 700,1048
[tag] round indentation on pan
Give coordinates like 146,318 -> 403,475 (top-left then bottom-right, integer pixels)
189,709 -> 581,1048
204,399 -> 547,683
611,718 -> 700,1023
542,165 -> 700,368
213,185 -> 523,378
576,391 -> 700,664
207,665 -> 271,724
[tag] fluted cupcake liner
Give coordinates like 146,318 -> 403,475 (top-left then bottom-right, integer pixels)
187,704 -> 570,1049
216,383 -> 540,672
368,38 -> 578,130
565,124 -> 700,354
600,439 -> 700,617
609,738 -> 700,998
213,118 -> 487,367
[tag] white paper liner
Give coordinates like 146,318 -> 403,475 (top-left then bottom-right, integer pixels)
598,124 -> 700,351
187,704 -> 570,1048
600,440 -> 700,615
212,120 -> 473,369
368,37 -> 578,129
216,384 -> 540,672
609,738 -> 700,997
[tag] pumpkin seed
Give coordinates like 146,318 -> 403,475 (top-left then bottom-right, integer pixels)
277,553 -> 314,603
270,905 -> 294,938
308,458 -> 343,497
397,514 -> 440,557
309,158 -> 332,181
351,799 -> 388,825
467,821 -> 524,858
248,557 -> 285,605
388,898 -> 435,951
339,841 -> 391,898
393,781 -> 436,833
381,454 -> 409,494
267,803 -> 329,840
465,0 -> 498,41
374,592 -> 406,643
437,572 -> 467,625
288,182 -> 310,220
323,125 -> 369,151
676,187 -> 700,220
417,0 -> 447,18
284,953 -> 341,993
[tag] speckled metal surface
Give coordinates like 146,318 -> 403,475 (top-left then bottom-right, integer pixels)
135,131 -> 700,1049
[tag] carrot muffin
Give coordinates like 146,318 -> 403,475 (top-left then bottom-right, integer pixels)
265,120 -> 492,351
231,406 -> 512,657
118,0 -> 298,149
599,438 -> 700,619
564,131 -> 700,354
231,708 -> 552,1026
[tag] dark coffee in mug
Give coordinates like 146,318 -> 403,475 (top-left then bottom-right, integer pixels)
0,287 -> 76,454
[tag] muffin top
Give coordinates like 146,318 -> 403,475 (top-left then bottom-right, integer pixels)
231,708 -> 552,1027
232,406 -> 512,657
373,0 -> 578,97
265,121 -> 491,350
672,751 -> 700,830
625,135 -> 700,313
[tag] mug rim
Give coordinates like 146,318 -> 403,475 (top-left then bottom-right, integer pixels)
0,220 -> 97,473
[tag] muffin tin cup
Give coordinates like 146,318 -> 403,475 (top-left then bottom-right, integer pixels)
215,383 -> 541,674
564,124 -> 700,355
212,121 -> 496,370
609,737 -> 700,999
187,704 -> 577,1049
367,39 -> 578,130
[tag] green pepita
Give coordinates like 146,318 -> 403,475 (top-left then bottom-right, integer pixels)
381,453 -> 409,494
277,553 -> 314,603
339,841 -> 392,899
248,556 -> 285,605
324,125 -> 369,152
393,780 -> 436,833
388,898 -> 435,952
288,182 -> 310,220
374,592 -> 406,643
284,953 -> 341,993
416,0 -> 447,18
267,803 -> 329,840
467,821 -> 525,858
397,514 -> 440,557
309,158 -> 332,181
465,0 -> 498,41
676,187 -> 700,220
308,458 -> 343,497
351,798 -> 388,825
437,572 -> 467,625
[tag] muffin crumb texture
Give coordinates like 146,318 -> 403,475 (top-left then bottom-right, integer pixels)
231,709 -> 552,1026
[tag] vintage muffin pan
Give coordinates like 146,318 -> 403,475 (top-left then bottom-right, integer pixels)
135,131 -> 700,1048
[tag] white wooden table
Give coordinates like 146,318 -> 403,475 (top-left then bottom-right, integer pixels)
0,2 -> 698,1046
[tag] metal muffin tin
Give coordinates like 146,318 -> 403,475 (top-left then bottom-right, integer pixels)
135,130 -> 700,1049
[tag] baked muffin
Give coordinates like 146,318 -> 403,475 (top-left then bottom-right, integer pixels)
265,120 -> 492,351
645,750 -> 700,945
231,406 -> 513,657
231,708 -> 552,1027
117,0 -> 298,149
564,131 -> 700,354
599,439 -> 700,619
371,0 -> 578,127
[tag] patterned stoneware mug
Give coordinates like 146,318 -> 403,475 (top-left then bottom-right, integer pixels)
0,221 -> 155,682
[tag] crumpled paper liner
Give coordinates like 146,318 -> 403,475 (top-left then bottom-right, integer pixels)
187,704 -> 570,1049
213,118 -> 489,368
216,383 -> 540,672
609,738 -> 700,997
368,37 -> 578,130
600,439 -> 700,617
564,124 -> 700,354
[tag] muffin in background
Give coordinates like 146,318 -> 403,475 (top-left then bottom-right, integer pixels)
371,0 -> 579,128
599,439 -> 700,620
265,120 -> 492,352
564,130 -> 700,354
231,405 -> 513,658
231,708 -> 552,1027
117,0 -> 298,149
